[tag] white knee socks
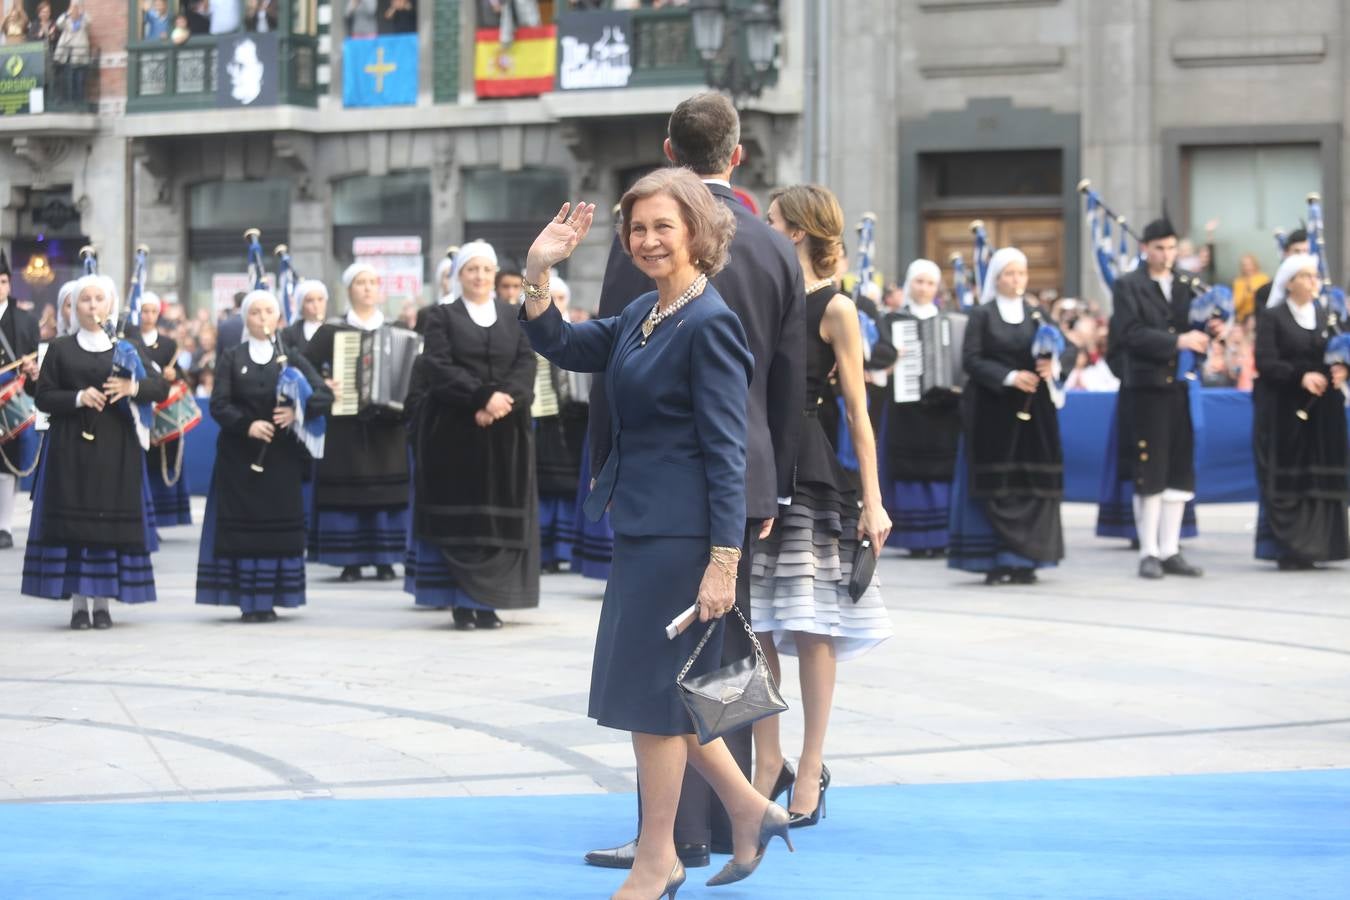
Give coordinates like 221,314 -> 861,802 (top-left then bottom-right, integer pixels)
71,595 -> 89,614
1159,500 -> 1186,559
0,472 -> 16,533
91,597 -> 110,614
1133,493 -> 1163,559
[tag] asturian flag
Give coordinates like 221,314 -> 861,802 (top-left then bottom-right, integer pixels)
344,35 -> 419,108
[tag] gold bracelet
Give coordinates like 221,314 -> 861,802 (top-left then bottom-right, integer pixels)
710,546 -> 742,578
523,277 -> 550,302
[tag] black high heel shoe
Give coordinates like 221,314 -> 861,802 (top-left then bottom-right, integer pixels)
658,860 -> 686,899
768,761 -> 795,804
788,763 -> 830,829
705,803 -> 793,887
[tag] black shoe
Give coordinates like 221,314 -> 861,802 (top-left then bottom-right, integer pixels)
0,530 -> 12,549
769,760 -> 796,804
70,609 -> 91,630
983,567 -> 1010,586
241,611 -> 260,623
374,565 -> 396,581
92,609 -> 113,630
452,608 -> 476,631
909,548 -> 930,559
258,609 -> 279,622
475,609 -> 503,629
1138,556 -> 1165,579
1129,538 -> 1141,551
1161,554 -> 1204,577
1008,567 -> 1038,585
1277,558 -> 1316,571
788,764 -> 831,829
338,566 -> 362,582
583,837 -> 711,870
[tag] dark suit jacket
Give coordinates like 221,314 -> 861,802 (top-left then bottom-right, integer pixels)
524,286 -> 754,548
1109,266 -> 1195,389
587,181 -> 805,520
0,302 -> 40,384
217,313 -> 245,350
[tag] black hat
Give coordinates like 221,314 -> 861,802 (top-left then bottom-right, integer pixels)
1141,218 -> 1177,244
1286,227 -> 1309,245
0,249 -> 9,277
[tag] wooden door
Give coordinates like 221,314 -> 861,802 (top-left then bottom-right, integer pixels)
923,212 -> 1064,299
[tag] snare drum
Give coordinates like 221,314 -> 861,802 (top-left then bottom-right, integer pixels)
150,381 -> 203,447
0,376 -> 37,445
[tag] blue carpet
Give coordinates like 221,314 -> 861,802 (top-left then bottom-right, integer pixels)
1,770 -> 1346,899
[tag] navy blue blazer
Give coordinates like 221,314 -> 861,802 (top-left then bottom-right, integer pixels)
521,285 -> 754,549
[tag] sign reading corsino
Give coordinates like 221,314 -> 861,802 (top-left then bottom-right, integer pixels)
556,11 -> 633,91
0,42 -> 46,115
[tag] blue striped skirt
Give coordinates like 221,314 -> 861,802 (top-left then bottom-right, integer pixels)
402,537 -> 492,610
947,442 -> 1055,574
195,483 -> 305,612
885,480 -> 950,551
539,493 -> 577,566
308,505 -> 408,567
146,444 -> 193,527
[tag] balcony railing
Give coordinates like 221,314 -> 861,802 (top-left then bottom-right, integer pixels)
126,34 -> 319,114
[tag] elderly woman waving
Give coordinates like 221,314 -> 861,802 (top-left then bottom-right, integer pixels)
520,168 -> 791,899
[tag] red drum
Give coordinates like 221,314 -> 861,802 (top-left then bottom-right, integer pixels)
0,376 -> 36,445
151,381 -> 202,447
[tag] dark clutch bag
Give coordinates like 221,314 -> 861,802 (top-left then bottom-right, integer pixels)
676,606 -> 788,745
848,538 -> 876,603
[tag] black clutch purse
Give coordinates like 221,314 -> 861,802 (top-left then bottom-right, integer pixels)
848,538 -> 877,603
676,606 -> 788,745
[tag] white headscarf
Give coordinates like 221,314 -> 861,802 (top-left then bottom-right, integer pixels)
434,253 -> 456,302
55,280 -> 79,337
239,289 -> 281,335
902,259 -> 942,308
448,240 -> 499,303
1268,253 -> 1319,307
980,248 -> 1028,305
550,275 -> 571,306
139,291 -> 161,313
342,262 -> 378,290
293,279 -> 328,319
68,274 -> 119,334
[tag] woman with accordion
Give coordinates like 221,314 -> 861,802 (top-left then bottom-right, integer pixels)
1253,253 -> 1350,569
884,259 -> 962,557
196,289 -> 331,620
21,275 -> 169,629
948,247 -> 1070,585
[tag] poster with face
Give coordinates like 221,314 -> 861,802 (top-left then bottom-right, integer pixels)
216,32 -> 279,108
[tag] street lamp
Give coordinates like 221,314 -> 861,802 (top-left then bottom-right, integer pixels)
689,0 -> 780,100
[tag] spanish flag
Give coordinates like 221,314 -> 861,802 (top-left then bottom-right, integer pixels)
474,25 -> 556,99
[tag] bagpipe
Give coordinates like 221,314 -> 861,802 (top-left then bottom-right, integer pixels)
1305,193 -> 1348,331
1078,179 -> 1140,296
1175,270 -> 1235,383
245,228 -> 325,474
1017,312 -> 1066,423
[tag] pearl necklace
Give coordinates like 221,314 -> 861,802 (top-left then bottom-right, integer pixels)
640,273 -> 708,346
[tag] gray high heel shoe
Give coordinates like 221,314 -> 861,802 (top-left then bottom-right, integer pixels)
661,860 -> 686,899
705,802 -> 794,887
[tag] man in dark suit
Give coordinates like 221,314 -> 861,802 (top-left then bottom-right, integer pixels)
0,250 -> 41,548
584,92 -> 806,870
217,291 -> 247,348
1110,217 -> 1209,581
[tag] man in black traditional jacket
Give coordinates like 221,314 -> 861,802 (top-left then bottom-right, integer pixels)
583,92 -> 806,870
0,250 -> 41,549
1110,218 -> 1210,580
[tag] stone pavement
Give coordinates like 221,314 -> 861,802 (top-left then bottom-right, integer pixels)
2,499 -> 1348,806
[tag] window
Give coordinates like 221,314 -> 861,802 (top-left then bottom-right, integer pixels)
1184,144 -> 1321,283
921,150 -> 1062,200
186,178 -> 290,318
332,171 -> 432,306
463,167 -> 568,271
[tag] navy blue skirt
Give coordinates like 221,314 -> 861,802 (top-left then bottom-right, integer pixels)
147,443 -> 193,527
591,534 -> 724,735
539,494 -> 577,567
947,442 -> 1056,574
571,434 -> 613,581
21,439 -> 157,604
308,505 -> 408,567
886,479 -> 951,551
195,482 -> 306,612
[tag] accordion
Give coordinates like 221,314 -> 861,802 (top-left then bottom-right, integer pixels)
330,326 -> 422,416
891,312 -> 968,404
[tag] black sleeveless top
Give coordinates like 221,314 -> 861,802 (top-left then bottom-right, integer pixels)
805,283 -> 837,409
